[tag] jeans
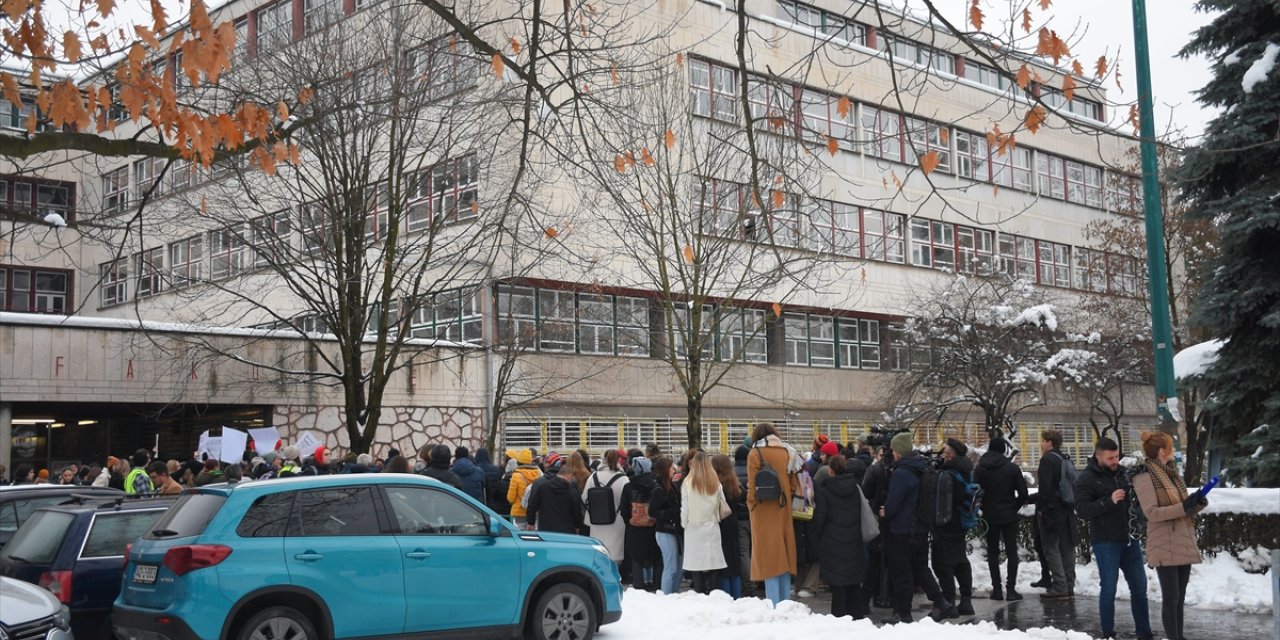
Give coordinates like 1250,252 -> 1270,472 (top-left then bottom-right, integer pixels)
718,574 -> 742,599
985,521 -> 1020,588
1156,564 -> 1191,640
888,533 -> 946,618
1093,540 -> 1152,636
656,532 -> 682,594
1038,510 -> 1076,593
763,572 -> 792,606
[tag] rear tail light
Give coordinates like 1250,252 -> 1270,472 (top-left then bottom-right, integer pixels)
161,544 -> 233,576
39,570 -> 73,603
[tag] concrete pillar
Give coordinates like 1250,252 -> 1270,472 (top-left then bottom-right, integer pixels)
0,402 -> 11,479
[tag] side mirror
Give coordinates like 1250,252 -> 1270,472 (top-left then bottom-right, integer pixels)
488,515 -> 503,537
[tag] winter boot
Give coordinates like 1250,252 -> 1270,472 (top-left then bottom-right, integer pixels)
881,613 -> 912,625
929,601 -> 959,621
957,597 -> 975,616
1004,584 -> 1024,601
989,585 -> 1004,601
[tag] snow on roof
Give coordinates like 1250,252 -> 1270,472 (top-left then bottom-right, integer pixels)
1173,339 -> 1226,380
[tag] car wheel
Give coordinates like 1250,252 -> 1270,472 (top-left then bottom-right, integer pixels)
526,582 -> 595,640
237,606 -> 318,640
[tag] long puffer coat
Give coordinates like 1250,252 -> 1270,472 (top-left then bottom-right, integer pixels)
811,471 -> 867,587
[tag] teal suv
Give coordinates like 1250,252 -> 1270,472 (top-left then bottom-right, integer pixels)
113,474 -> 622,640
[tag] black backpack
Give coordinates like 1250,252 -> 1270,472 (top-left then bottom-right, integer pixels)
753,447 -> 785,505
586,473 -> 624,525
914,464 -> 954,528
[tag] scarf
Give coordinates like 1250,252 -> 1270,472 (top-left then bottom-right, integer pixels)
1142,457 -> 1187,508
755,435 -> 805,473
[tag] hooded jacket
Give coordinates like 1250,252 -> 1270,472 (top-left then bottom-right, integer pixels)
421,446 -> 463,489
1036,448 -> 1074,518
935,454 -> 975,537
474,448 -> 503,506
452,457 -> 487,503
527,474 -> 584,535
883,452 -> 926,535
812,471 -> 868,586
976,449 -> 1029,525
507,466 -> 543,517
1074,455 -> 1136,544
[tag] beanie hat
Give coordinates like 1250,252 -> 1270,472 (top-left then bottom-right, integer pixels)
515,449 -> 534,465
314,446 -> 328,465
989,437 -> 1011,457
945,438 -> 968,457
544,452 -> 563,469
816,434 -> 830,446
820,441 -> 840,458
890,432 -> 913,456
734,445 -> 750,463
262,450 -> 278,464
282,445 -> 301,462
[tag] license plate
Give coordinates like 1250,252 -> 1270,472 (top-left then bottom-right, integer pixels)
133,564 -> 157,584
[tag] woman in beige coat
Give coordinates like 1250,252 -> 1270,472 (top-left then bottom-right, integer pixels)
746,422 -> 798,606
1132,431 -> 1206,640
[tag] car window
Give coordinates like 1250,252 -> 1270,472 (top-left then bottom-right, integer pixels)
144,494 -> 226,539
289,487 -> 380,537
0,510 -> 75,563
81,510 -> 167,558
0,497 -> 72,533
236,492 -> 295,538
384,486 -> 487,536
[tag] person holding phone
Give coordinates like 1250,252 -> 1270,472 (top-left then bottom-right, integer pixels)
1132,431 -> 1207,640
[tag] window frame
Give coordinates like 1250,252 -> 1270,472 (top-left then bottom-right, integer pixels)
0,264 -> 72,313
134,247 -> 165,299
100,259 -> 128,307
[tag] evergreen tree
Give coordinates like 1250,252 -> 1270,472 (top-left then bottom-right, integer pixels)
1178,0 -> 1280,487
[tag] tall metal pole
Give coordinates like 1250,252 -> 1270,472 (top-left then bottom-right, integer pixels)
1131,0 -> 1179,429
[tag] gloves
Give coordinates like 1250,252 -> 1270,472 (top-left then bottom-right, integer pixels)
1181,494 -> 1201,514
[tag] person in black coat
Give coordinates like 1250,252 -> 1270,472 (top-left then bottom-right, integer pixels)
932,439 -> 976,615
419,444 -> 463,489
860,446 -> 893,610
712,454 -> 745,598
975,437 -> 1030,601
732,446 -> 756,597
812,456 -> 868,619
648,457 -> 683,594
619,457 -> 661,590
1035,429 -> 1077,599
526,462 -> 585,535
473,448 -> 503,507
451,446 -> 487,503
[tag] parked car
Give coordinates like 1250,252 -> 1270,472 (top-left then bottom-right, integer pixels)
114,474 -> 623,640
0,493 -> 177,640
0,575 -> 74,640
0,485 -> 122,549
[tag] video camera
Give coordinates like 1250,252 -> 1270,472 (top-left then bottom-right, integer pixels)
865,425 -> 910,449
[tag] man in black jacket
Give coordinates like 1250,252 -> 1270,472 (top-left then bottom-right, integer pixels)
975,437 -> 1028,601
526,459 -> 584,535
932,439 -> 975,615
420,444 -> 463,489
860,445 -> 893,610
1036,429 -> 1076,599
1075,438 -> 1153,640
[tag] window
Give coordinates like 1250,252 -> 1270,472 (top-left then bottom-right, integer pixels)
100,259 -> 128,306
233,18 -> 249,63
0,265 -> 70,313
134,247 -> 165,298
1037,153 -> 1104,207
237,492 -> 295,538
168,236 -> 204,288
1109,253 -> 1141,296
102,166 -> 130,215
364,182 -> 389,242
298,203 -> 331,254
1038,240 -> 1071,287
578,293 -> 615,355
784,313 -> 835,367
144,494 -> 225,540
674,304 -> 716,361
1107,173 -> 1142,215
0,175 -> 74,222
808,199 -> 861,256
963,60 -> 1005,90
994,145 -> 1033,191
1072,247 -> 1108,293
412,287 -> 482,343
209,226 -> 248,279
497,285 -> 537,347
384,487 -> 487,536
910,218 -> 955,270
1,98 -> 52,133
408,156 -> 479,231
81,510 -> 167,558
956,226 -> 994,274
746,76 -> 797,132
538,289 -> 576,352
889,324 -> 930,371
252,210 -> 293,268
837,318 -> 880,369
799,89 -> 852,146
291,487 -> 381,536
998,234 -> 1038,282
690,59 -> 737,122
256,1 -> 293,54
862,210 -> 905,263
1039,85 -> 1103,121
905,118 -> 951,173
783,313 -> 809,366
717,307 -> 767,363
405,36 -> 479,101
882,35 -> 955,74
616,295 -> 651,356
132,158 -> 163,201
0,510 -> 73,563
861,106 -> 903,163
304,0 -> 342,33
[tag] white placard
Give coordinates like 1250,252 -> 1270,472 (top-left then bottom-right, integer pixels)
294,431 -> 321,455
197,430 -> 210,458
248,427 -> 282,453
220,427 -> 248,464
203,437 -> 222,462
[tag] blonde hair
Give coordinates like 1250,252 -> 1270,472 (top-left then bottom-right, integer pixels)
685,452 -> 719,496
1141,431 -> 1173,460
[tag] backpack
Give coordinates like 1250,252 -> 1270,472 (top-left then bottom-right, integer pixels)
520,475 -> 539,509
949,469 -> 984,530
753,447 -> 784,505
914,464 -> 954,528
587,473 -> 624,525
1052,451 -> 1078,504
628,486 -> 656,527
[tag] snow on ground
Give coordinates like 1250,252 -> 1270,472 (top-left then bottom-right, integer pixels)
602,589 -> 1094,640
966,545 -> 1274,615
1172,339 -> 1226,380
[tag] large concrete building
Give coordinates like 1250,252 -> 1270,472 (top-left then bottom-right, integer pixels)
0,0 -> 1155,473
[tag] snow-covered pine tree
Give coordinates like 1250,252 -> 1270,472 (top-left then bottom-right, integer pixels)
1178,0 -> 1280,487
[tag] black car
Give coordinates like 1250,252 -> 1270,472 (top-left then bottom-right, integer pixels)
0,484 -> 122,549
0,494 -> 176,640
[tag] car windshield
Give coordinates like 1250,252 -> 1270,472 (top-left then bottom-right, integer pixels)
144,494 -> 226,539
0,510 -> 75,564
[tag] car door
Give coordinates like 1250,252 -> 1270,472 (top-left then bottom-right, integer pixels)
74,508 -> 169,613
283,486 -> 405,639
382,485 -> 522,633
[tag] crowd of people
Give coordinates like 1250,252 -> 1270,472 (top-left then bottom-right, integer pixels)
1,427 -> 1206,638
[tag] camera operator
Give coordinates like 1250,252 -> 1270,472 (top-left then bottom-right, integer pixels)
880,433 -> 956,623
860,443 -> 893,611
1074,437 -> 1153,640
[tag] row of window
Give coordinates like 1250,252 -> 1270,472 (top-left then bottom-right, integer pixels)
690,59 -> 1127,211
0,175 -> 76,222
773,0 -> 1105,122
0,265 -> 71,313
695,178 -> 1144,294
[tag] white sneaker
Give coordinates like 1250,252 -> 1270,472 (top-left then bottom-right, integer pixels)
796,589 -> 816,598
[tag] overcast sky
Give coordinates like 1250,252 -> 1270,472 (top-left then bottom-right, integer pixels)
930,0 -> 1220,140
